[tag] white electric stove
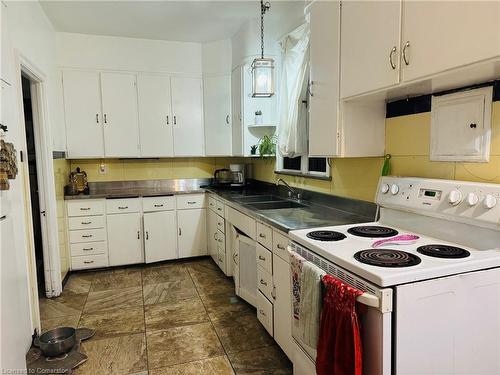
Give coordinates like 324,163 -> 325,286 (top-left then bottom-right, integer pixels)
289,176 -> 500,375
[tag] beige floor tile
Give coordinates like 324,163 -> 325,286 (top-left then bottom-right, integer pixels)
142,263 -> 191,286
78,305 -> 145,340
41,315 -> 81,332
146,322 -> 224,369
228,345 -> 292,375
192,275 -> 236,299
149,356 -> 234,375
143,278 -> 198,305
202,293 -> 252,321
84,286 -> 143,313
74,333 -> 147,375
212,312 -> 274,354
64,273 -> 93,294
145,298 -> 208,332
39,292 -> 87,319
90,268 -> 142,292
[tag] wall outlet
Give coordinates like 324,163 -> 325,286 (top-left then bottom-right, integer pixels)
99,162 -> 107,174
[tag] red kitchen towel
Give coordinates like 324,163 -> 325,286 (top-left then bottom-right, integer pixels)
316,274 -> 364,375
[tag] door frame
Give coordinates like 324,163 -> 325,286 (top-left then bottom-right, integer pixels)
15,51 -> 62,330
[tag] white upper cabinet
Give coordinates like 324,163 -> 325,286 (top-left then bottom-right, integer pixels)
101,72 -> 140,157
231,67 -> 243,156
308,0 -> 341,157
63,71 -> 105,158
171,76 -> 205,156
204,74 -> 232,156
137,74 -> 174,157
340,0 -> 402,98
401,1 -> 500,82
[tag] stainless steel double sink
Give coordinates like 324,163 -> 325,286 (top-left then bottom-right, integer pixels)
234,195 -> 307,210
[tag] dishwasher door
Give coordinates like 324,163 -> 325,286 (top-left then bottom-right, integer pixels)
232,227 -> 257,307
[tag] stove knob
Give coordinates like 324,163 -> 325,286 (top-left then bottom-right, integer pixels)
390,184 -> 399,195
483,194 -> 497,209
448,190 -> 462,206
466,192 -> 479,206
380,183 -> 390,194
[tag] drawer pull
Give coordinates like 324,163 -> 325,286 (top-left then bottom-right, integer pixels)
187,201 -> 196,204
276,244 -> 285,250
154,204 -> 164,208
82,234 -> 93,238
83,261 -> 94,264
259,309 -> 266,317
258,255 -> 266,261
80,207 -> 90,211
217,207 -> 222,211
259,233 -> 266,238
218,238 -> 223,243
146,231 -> 149,240
137,231 -> 140,239
118,206 -> 128,210
260,279 -> 267,286
82,247 -> 94,251
81,221 -> 92,225
271,286 -> 276,300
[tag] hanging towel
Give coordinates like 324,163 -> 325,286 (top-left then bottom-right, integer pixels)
289,250 -> 305,323
298,261 -> 325,348
316,275 -> 364,375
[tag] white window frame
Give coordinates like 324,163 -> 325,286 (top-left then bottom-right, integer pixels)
275,154 -> 331,179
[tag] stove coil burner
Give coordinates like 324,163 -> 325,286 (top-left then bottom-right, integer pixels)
347,226 -> 399,238
417,244 -> 471,259
354,249 -> 422,267
306,230 -> 347,242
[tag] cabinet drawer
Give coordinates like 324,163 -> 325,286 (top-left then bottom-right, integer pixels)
69,228 -> 106,244
68,216 -> 105,230
217,247 -> 226,273
256,222 -> 272,249
67,200 -> 104,217
256,243 -> 273,274
216,215 -> 225,233
176,194 -> 206,209
106,198 -> 141,214
272,230 -> 289,262
70,241 -> 107,257
216,200 -> 225,217
216,229 -> 225,251
208,196 -> 217,211
257,291 -> 273,336
257,266 -> 274,302
71,254 -> 108,270
142,196 -> 175,212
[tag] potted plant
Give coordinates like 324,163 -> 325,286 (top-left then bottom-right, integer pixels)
250,145 -> 258,155
255,110 -> 263,125
258,134 -> 277,157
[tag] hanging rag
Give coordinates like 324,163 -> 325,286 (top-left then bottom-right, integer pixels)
289,250 -> 305,324
316,275 -> 364,375
298,261 -> 325,348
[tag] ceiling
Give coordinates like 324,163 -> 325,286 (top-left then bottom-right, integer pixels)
40,1 -> 304,43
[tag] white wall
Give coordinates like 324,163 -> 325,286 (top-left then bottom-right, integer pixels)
56,32 -> 203,74
202,38 -> 232,76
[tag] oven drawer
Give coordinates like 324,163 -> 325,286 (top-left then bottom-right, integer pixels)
216,215 -> 225,233
256,243 -> 273,274
257,291 -> 273,336
70,241 -> 107,257
256,222 -> 272,249
257,266 -> 274,302
142,196 -> 175,212
69,228 -> 106,244
176,194 -> 206,209
68,216 -> 105,230
273,230 -> 289,262
67,200 -> 104,217
71,254 -> 108,270
106,198 -> 141,214
216,200 -> 225,217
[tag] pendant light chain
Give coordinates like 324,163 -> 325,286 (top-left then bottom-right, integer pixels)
260,0 -> 270,59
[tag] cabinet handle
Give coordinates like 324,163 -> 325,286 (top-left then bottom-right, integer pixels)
258,255 -> 266,261
80,207 -> 90,211
83,261 -> 94,264
218,238 -> 222,243
233,252 -> 238,265
402,41 -> 410,66
118,206 -> 128,210
146,231 -> 149,240
259,309 -> 266,317
217,207 -> 222,211
173,116 -> 177,125
276,244 -> 285,250
104,114 -> 108,123
271,286 -> 276,300
225,115 -> 230,125
389,46 -> 397,70
82,247 -> 93,251
179,228 -> 182,236
259,233 -> 266,238
166,115 -> 169,125
81,221 -> 92,225
307,81 -> 314,97
187,201 -> 196,205
82,234 -> 92,238
96,114 -> 99,123
137,231 -> 140,239
260,279 -> 267,286
214,232 -> 218,240
154,204 -> 164,208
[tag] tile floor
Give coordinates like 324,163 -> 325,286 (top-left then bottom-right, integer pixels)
37,257 -> 292,374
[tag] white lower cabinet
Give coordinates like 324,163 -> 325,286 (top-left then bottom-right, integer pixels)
107,212 -> 143,266
177,208 -> 207,258
143,210 -> 177,263
273,252 -> 293,359
207,208 -> 218,262
257,291 -> 274,336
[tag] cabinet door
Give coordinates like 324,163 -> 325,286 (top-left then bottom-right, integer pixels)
171,77 -> 204,156
62,71 -> 104,158
402,1 -> 500,82
101,72 -> 140,157
177,208 -> 207,258
340,0 -> 401,98
137,74 -> 174,157
107,212 -> 143,266
207,208 -> 218,262
273,254 -> 293,359
231,67 -> 243,156
308,1 -> 340,157
144,210 -> 177,263
204,75 -> 232,156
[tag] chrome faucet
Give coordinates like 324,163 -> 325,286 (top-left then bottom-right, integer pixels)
276,178 -> 301,200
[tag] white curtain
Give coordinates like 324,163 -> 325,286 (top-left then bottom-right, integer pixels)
277,22 -> 310,158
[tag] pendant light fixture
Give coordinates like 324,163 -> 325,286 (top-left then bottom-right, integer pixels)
251,0 -> 275,98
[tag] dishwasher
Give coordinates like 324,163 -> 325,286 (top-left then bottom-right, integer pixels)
231,226 -> 257,307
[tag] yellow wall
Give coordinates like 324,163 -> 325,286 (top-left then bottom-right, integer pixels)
53,158 -> 71,279
252,101 -> 500,202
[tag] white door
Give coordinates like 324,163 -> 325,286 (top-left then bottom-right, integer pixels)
177,208 -> 207,258
144,210 -> 177,263
62,71 -> 104,158
340,0 -> 401,98
107,212 -> 143,266
402,1 -> 500,82
207,209 -> 218,262
137,74 -> 174,157
308,1 -> 340,157
204,75 -> 232,156
171,76 -> 204,156
273,254 -> 293,359
231,67 -> 243,156
101,72 -> 140,157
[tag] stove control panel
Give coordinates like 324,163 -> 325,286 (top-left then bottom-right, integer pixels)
376,177 -> 500,229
